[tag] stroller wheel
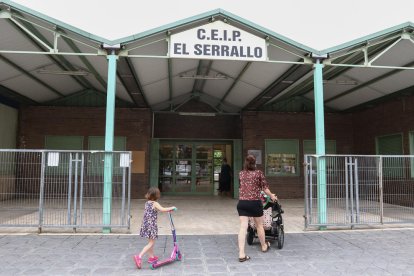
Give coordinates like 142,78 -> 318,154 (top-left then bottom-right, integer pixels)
246,226 -> 255,245
277,225 -> 284,249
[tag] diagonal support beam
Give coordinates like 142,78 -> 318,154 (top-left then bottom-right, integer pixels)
10,15 -> 91,89
325,59 -> 414,104
217,62 -> 251,109
8,16 -> 52,52
59,31 -> 107,89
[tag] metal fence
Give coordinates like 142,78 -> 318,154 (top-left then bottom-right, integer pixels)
304,155 -> 414,229
0,150 -> 131,232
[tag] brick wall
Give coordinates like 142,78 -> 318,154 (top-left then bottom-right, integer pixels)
18,106 -> 152,198
242,111 -> 354,198
154,113 -> 241,139
18,96 -> 414,200
352,96 -> 414,154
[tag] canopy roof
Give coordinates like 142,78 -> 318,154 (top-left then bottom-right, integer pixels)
1,0 -> 414,114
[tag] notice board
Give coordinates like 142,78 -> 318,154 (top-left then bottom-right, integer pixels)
132,151 -> 145,173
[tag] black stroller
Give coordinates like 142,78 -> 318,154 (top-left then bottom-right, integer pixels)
246,196 -> 284,249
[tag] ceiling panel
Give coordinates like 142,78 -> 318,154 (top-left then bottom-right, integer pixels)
326,87 -> 384,110
369,69 -> 414,94
143,79 -> 169,105
171,58 -> 199,76
0,59 -> 24,83
210,60 -> 246,78
342,67 -> 394,85
203,78 -> 234,99
224,81 -> 261,107
371,40 -> 414,67
0,19 -> 39,51
2,76 -> 59,102
128,39 -> 168,56
242,62 -> 290,89
132,58 -> 168,86
172,76 -> 194,98
267,45 -> 304,62
114,80 -> 134,103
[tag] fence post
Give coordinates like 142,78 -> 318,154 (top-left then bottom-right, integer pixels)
304,155 -> 309,228
127,152 -> 132,230
354,158 -> 360,223
38,151 -> 46,233
379,156 -> 384,224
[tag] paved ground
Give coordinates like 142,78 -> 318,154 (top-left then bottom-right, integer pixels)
2,228 -> 414,275
2,197 -> 414,275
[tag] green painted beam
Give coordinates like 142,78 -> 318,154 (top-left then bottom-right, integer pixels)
272,39 -> 399,105
313,60 -> 327,226
103,53 -> 118,233
168,58 -> 173,109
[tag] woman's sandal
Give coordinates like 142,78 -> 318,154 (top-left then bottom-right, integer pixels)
262,241 -> 271,253
238,255 -> 251,262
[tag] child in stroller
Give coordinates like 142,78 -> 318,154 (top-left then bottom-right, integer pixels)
247,193 -> 284,249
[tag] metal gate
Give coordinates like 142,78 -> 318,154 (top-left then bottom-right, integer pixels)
305,155 -> 414,229
0,150 -> 131,231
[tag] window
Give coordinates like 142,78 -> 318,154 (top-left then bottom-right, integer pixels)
45,136 -> 84,150
376,133 -> 403,178
376,134 -> 403,155
265,139 -> 299,176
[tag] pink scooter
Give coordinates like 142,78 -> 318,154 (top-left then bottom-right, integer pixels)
150,209 -> 182,269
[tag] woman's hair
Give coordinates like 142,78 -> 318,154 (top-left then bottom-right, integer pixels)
243,154 -> 256,171
145,187 -> 161,201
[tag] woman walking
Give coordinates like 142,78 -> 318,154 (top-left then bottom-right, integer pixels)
237,154 -> 277,262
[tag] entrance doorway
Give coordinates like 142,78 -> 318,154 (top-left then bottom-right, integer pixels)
158,141 -> 232,195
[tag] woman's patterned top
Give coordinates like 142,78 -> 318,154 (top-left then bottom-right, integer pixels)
139,201 -> 158,239
238,170 -> 269,200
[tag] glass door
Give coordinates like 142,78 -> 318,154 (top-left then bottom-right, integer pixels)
159,141 -> 215,194
158,141 -> 233,195
194,144 -> 213,193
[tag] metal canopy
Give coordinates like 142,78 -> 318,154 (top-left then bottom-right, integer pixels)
1,1 -> 414,114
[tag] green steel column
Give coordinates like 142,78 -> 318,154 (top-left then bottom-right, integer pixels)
313,59 -> 327,226
103,53 -> 118,233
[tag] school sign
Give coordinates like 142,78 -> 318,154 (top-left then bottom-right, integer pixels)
169,21 -> 267,61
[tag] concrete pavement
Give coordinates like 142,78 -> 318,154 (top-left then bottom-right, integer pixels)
2,196 -> 414,275
2,228 -> 414,275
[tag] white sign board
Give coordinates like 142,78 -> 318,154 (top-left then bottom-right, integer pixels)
47,152 -> 59,167
120,153 -> 130,168
169,21 -> 267,62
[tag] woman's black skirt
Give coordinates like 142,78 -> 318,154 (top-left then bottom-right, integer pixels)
237,200 -> 263,217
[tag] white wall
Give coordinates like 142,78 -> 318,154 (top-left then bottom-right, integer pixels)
0,103 -> 18,149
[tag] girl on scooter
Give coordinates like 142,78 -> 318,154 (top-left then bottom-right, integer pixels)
134,187 -> 176,269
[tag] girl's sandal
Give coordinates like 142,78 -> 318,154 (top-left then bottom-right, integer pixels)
238,255 -> 251,262
133,255 -> 142,269
262,241 -> 271,252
